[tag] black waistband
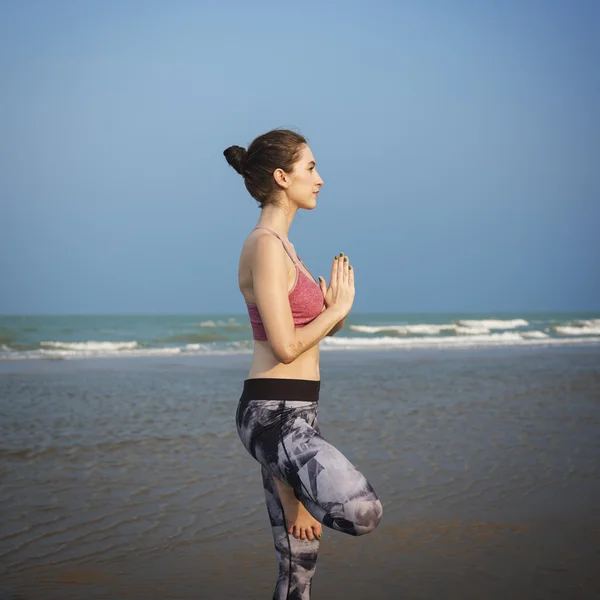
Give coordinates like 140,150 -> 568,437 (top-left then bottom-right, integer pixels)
241,378 -> 320,402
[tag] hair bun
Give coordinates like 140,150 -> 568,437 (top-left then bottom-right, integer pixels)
223,145 -> 247,176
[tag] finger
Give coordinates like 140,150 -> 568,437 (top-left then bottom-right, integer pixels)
337,253 -> 344,283
340,254 -> 348,284
318,276 -> 327,296
330,256 -> 339,288
348,264 -> 354,288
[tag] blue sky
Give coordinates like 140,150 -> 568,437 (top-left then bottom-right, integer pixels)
2,0 -> 599,314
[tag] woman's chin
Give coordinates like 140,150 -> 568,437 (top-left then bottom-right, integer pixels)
296,194 -> 318,210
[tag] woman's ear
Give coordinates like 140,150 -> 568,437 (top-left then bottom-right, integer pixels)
273,168 -> 290,189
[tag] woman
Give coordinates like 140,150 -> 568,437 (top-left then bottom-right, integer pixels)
225,129 -> 382,600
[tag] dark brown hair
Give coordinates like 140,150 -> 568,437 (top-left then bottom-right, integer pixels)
223,129 -> 306,207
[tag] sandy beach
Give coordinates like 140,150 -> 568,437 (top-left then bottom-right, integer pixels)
1,345 -> 599,599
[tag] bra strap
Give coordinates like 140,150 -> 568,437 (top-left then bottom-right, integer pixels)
253,226 -> 298,264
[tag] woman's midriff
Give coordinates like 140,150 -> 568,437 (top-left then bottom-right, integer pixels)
247,340 -> 321,380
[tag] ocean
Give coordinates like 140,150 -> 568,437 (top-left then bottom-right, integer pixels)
1,312 -> 599,360
1,313 -> 599,599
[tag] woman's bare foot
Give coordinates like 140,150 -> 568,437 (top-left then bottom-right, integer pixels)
273,477 -> 323,542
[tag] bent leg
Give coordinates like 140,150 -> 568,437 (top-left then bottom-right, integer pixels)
275,417 -> 383,537
262,466 -> 319,600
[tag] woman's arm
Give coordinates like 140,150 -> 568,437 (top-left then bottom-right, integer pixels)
326,317 -> 345,336
252,234 -> 347,364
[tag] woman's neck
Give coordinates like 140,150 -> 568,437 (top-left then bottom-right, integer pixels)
257,202 -> 297,241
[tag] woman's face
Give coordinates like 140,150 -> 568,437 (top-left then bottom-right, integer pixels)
287,145 -> 324,209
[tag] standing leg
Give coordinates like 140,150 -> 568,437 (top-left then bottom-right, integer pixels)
262,466 -> 320,600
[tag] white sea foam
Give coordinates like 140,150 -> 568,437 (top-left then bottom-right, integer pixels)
350,323 -> 492,336
320,332 -> 600,350
198,318 -> 244,328
349,324 -> 456,335
323,332 -> 523,347
184,342 -> 251,352
555,319 -> 600,336
521,331 -> 549,339
38,346 -> 179,358
349,324 -> 394,334
454,326 -> 491,335
1,340 -> 255,360
40,341 -> 139,351
456,319 -> 529,330
555,325 -> 600,336
2,325 -> 599,360
350,319 -> 530,336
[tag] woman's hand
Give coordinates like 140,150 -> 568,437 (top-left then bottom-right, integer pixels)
318,253 -> 355,318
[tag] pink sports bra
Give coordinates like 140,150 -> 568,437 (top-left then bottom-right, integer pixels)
245,226 -> 325,341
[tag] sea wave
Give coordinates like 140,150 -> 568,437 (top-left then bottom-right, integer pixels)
553,319 -> 600,336
350,324 -> 456,335
1,341 -> 253,360
196,318 -> 248,329
40,341 -> 139,351
455,318 -> 529,330
349,320 -> 526,337
1,324 -> 599,360
320,333 -> 600,350
520,331 -> 549,339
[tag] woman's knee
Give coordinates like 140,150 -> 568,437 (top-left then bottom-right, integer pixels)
348,498 -> 383,536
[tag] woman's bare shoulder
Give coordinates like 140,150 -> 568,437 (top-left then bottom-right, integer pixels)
241,228 -> 282,264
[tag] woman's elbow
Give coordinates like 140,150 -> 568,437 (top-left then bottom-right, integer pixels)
279,353 -> 295,365
271,341 -> 298,364
277,348 -> 296,364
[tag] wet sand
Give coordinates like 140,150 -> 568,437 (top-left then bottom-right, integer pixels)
1,345 -> 599,599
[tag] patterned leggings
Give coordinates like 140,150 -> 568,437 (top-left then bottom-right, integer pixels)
236,378 -> 383,600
